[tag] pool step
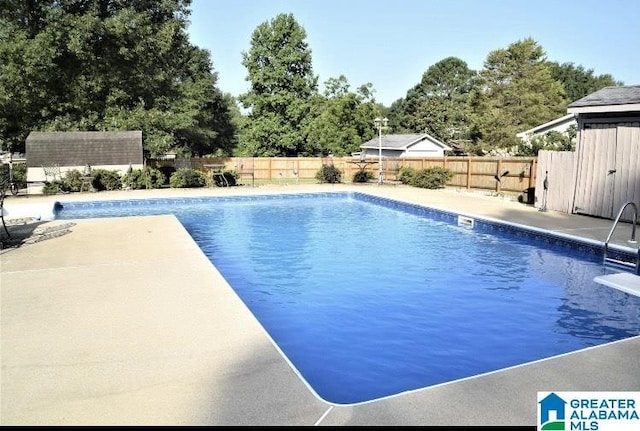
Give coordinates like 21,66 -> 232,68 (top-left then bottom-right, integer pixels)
604,257 -> 638,271
593,272 -> 640,297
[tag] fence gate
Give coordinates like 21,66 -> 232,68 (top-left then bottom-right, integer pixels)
536,150 -> 577,213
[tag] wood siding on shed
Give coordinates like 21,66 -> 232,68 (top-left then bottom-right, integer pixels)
614,122 -> 640,215
573,121 -> 640,219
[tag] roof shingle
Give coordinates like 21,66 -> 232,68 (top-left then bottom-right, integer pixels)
568,85 -> 640,108
25,131 -> 143,167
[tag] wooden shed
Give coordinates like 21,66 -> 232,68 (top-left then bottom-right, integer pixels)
25,131 -> 144,186
567,85 -> 640,219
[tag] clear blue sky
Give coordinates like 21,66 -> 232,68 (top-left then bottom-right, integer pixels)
186,0 -> 639,106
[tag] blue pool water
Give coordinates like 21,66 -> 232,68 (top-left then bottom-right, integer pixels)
55,192 -> 640,404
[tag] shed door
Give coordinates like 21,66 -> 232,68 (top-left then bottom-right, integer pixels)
573,121 -> 640,219
612,122 -> 640,217
573,123 -> 617,218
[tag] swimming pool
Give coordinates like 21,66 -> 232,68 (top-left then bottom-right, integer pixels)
54,192 -> 640,405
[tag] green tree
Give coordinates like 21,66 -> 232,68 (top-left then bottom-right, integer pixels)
238,13 -> 318,156
470,38 -> 568,153
387,57 -> 477,145
304,75 -> 379,156
0,0 -> 232,157
386,97 -> 407,134
547,61 -> 622,103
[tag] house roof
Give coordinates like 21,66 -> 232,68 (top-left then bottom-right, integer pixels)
26,131 -> 143,167
567,85 -> 640,114
516,113 -> 576,138
360,133 -> 451,151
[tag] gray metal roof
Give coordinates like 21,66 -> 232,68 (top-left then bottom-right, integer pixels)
360,133 -> 450,150
25,131 -> 143,167
568,85 -> 640,108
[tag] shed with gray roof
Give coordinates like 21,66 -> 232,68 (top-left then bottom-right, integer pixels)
565,85 -> 640,219
359,133 -> 452,158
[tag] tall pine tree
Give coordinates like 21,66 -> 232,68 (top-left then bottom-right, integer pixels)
470,38 -> 568,153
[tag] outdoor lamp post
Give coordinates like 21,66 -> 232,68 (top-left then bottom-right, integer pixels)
374,117 -> 388,185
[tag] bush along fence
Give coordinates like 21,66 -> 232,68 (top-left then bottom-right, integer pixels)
173,156 -> 537,194
2,156 -> 537,195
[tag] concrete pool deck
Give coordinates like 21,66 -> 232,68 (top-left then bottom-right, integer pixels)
1,184 -> 639,426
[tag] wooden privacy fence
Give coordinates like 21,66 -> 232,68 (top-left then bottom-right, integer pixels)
391,156 -> 537,195
153,156 -> 537,194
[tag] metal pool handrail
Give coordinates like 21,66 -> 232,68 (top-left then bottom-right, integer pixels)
603,201 -> 639,274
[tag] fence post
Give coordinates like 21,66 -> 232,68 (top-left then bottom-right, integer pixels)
529,158 -> 536,189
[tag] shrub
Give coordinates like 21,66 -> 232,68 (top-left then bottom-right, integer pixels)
42,181 -> 63,195
169,168 -> 207,188
409,167 -> 453,189
12,162 -> 27,184
62,169 -> 83,192
91,168 -> 122,191
398,166 -> 416,185
122,169 -> 144,189
352,170 -> 374,183
315,164 -> 342,184
146,167 -> 166,188
0,162 -> 27,188
122,167 -> 166,189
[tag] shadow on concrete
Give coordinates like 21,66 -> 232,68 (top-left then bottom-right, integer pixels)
0,219 -> 76,252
